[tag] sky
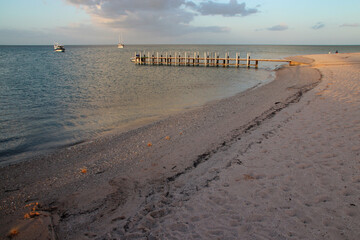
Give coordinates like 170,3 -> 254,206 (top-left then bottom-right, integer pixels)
0,0 -> 359,45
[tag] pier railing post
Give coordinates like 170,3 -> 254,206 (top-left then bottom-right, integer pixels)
246,53 -> 250,68
227,53 -> 230,67
235,53 -> 238,67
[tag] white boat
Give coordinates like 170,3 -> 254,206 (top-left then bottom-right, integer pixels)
54,43 -> 65,52
117,35 -> 124,48
130,54 -> 139,62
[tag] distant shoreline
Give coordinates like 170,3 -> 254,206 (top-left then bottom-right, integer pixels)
1,44 -> 360,47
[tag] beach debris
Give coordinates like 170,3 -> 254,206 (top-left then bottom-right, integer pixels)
7,228 -> 19,238
243,174 -> 256,180
147,142 -> 152,147
24,211 -> 40,219
24,202 -> 39,208
23,202 -> 41,219
165,136 -> 171,140
81,168 -> 87,174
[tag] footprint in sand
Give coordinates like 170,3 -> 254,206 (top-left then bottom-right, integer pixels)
207,230 -> 224,236
169,222 -> 188,232
297,163 -> 313,169
340,188 -> 353,197
314,194 -> 331,203
190,216 -> 200,222
247,214 -> 264,222
322,153 -> 338,159
284,209 -> 297,217
345,208 -> 357,217
351,176 -> 360,183
351,145 -> 360,152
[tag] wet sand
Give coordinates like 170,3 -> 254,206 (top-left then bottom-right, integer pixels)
1,53 -> 359,239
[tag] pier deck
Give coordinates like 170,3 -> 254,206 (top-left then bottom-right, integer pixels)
132,52 -> 293,68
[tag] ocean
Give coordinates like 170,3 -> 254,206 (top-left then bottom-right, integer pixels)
1,45 -> 359,165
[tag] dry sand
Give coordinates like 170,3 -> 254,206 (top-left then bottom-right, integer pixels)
0,53 -> 359,239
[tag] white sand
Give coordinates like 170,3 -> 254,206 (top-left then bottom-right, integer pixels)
143,53 -> 360,239
1,53 -> 359,239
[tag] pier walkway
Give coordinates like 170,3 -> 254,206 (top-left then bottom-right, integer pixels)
131,52 -> 293,68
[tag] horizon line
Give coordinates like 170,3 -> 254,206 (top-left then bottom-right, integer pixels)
1,43 -> 360,46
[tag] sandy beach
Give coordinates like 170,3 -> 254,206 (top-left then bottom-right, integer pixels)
0,53 -> 359,239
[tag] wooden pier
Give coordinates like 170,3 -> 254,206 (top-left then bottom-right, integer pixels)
132,52 -> 293,68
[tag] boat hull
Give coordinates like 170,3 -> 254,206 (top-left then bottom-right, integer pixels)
54,43 -> 65,52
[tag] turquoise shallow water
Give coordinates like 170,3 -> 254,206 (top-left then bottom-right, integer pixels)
0,45 -> 359,165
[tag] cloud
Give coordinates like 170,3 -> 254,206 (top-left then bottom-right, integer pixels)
65,0 -> 256,37
312,22 -> 325,30
267,24 -> 288,31
340,23 -> 360,27
192,0 -> 259,17
0,23 -> 126,45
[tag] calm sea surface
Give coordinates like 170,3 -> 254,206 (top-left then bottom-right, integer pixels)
1,45 -> 359,165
